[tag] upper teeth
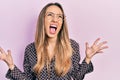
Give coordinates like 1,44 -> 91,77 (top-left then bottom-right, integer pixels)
50,24 -> 57,28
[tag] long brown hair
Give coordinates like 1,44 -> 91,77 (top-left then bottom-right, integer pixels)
34,2 -> 73,76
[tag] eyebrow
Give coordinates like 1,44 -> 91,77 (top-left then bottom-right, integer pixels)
46,12 -> 63,15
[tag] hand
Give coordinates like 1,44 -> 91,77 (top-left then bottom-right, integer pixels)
85,38 -> 108,63
0,47 -> 14,70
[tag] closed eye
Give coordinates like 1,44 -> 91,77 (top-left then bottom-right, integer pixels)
46,12 -> 54,17
58,15 -> 63,19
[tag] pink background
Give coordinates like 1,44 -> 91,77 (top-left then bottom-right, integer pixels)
0,0 -> 120,80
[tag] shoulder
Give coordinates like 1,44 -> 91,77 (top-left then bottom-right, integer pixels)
70,39 -> 79,49
70,39 -> 81,63
25,42 -> 36,52
24,42 -> 37,67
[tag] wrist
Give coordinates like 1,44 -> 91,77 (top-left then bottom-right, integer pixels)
85,57 -> 91,64
9,64 -> 15,70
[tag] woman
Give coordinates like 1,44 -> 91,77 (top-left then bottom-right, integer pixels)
0,2 -> 108,80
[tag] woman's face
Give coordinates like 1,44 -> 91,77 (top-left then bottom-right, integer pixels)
44,5 -> 63,39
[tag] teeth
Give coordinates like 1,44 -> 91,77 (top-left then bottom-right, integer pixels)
50,24 -> 57,28
50,26 -> 57,30
49,24 -> 57,34
50,24 -> 57,30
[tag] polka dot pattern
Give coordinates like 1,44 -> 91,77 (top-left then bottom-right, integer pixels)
6,39 -> 93,80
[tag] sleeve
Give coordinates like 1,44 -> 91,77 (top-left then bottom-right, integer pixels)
5,43 -> 36,80
70,39 -> 94,80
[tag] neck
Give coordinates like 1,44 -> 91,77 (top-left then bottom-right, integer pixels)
47,37 -> 57,60
48,37 -> 57,47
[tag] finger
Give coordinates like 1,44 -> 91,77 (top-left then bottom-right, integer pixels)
98,41 -> 108,48
0,47 -> 6,54
96,50 -> 103,53
93,38 -> 101,46
7,50 -> 12,57
92,38 -> 100,48
100,46 -> 108,50
0,54 -> 1,60
0,51 -> 3,60
97,46 -> 108,52
85,42 -> 89,49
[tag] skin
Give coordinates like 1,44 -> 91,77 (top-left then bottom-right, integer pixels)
44,5 -> 63,60
0,5 -> 108,70
45,5 -> 63,40
85,38 -> 108,64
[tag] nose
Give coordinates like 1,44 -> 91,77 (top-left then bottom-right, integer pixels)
52,15 -> 58,22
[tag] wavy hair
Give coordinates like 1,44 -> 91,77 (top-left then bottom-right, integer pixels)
34,2 -> 73,76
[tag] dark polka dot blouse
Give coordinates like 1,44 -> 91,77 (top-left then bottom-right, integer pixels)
6,39 -> 93,80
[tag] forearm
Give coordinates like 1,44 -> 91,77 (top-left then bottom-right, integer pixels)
81,59 -> 94,74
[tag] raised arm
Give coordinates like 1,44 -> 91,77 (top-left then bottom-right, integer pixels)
0,47 -> 14,70
70,38 -> 108,80
0,43 -> 36,80
70,39 -> 93,80
85,38 -> 108,64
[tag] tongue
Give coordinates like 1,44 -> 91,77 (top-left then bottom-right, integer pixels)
50,28 -> 56,34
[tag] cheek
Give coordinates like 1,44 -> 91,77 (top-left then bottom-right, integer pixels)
58,22 -> 63,30
44,19 -> 50,30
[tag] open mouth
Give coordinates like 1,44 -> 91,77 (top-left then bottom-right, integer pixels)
49,25 -> 57,34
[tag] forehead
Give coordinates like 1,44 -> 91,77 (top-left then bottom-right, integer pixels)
46,5 -> 63,14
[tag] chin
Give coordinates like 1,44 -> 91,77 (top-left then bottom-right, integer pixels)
47,34 -> 57,39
